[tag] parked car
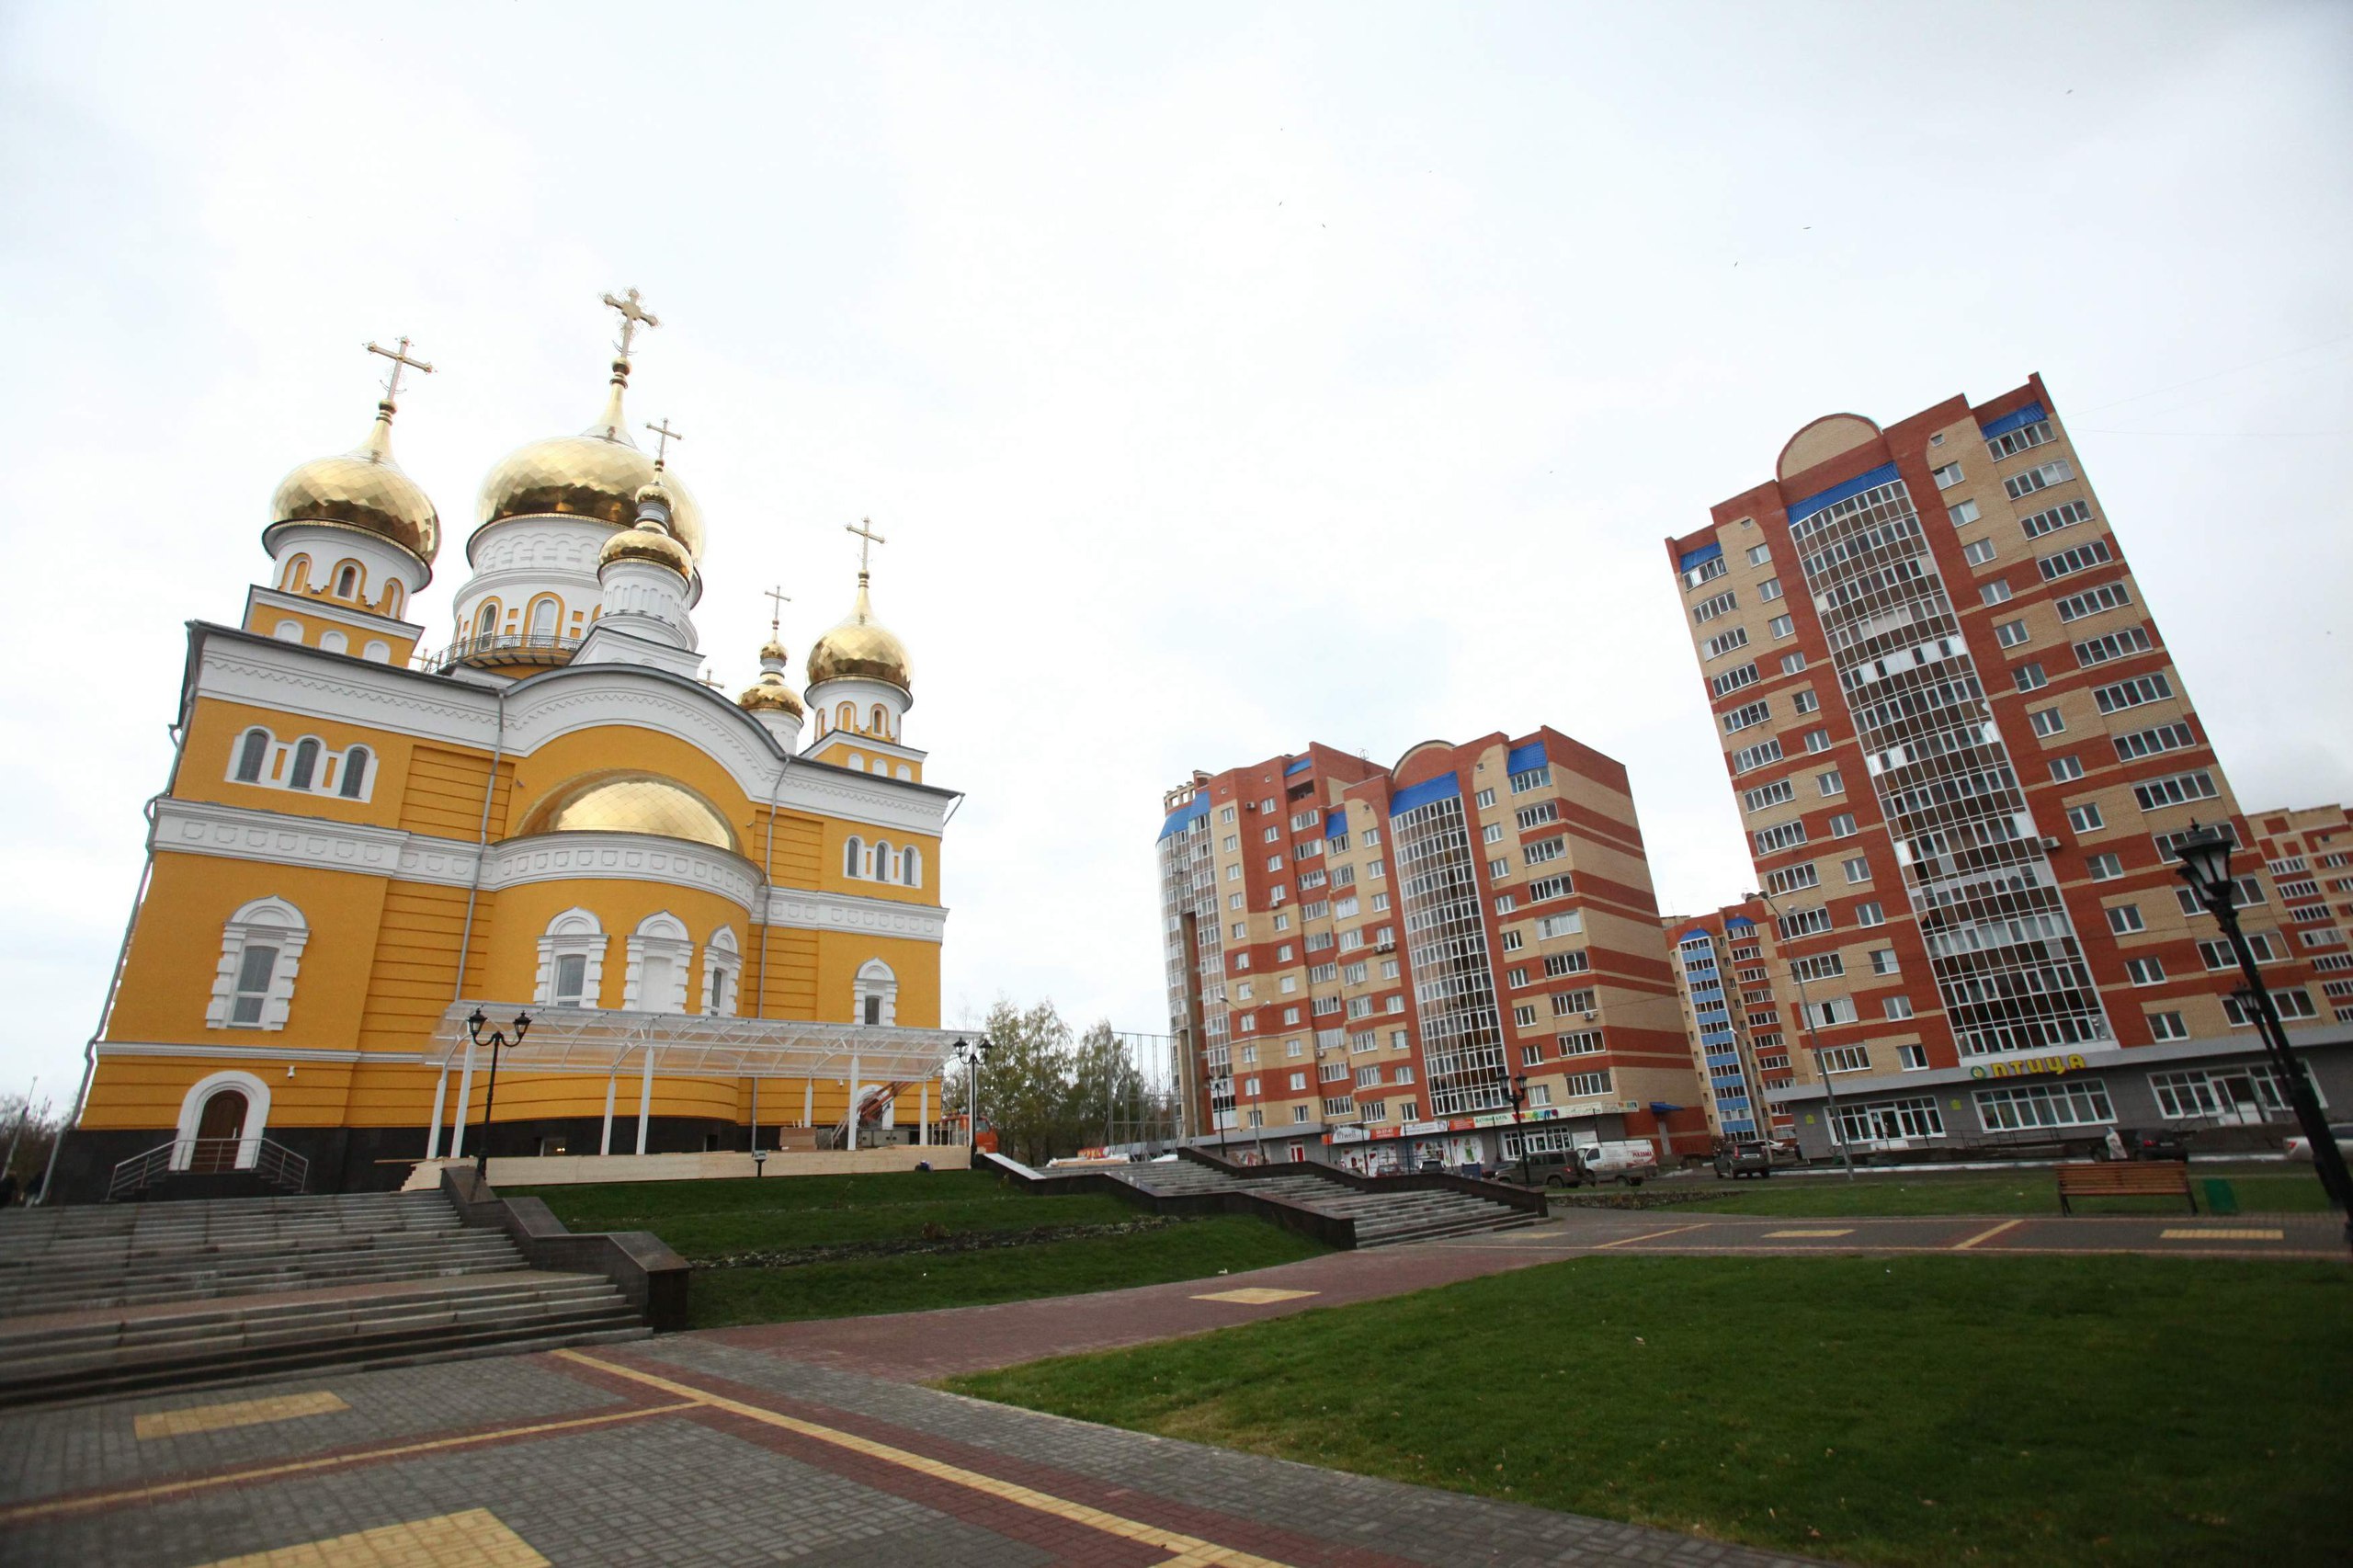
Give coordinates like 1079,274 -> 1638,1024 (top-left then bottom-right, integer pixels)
1498,1148 -> 1596,1188
1582,1140 -> 1658,1187
2107,1127 -> 2189,1161
1711,1138 -> 1774,1180
2284,1123 -> 2353,1162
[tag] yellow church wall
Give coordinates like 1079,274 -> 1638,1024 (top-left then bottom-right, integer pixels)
106,853 -> 391,1056
749,806 -> 822,885
240,602 -> 420,665
747,924 -> 819,1017
80,1055 -> 361,1132
813,930 -> 941,1028
813,816 -> 942,906
356,881 -> 488,1055
398,745 -> 514,839
184,697 -> 431,832
505,726 -> 759,853
477,878 -> 750,1011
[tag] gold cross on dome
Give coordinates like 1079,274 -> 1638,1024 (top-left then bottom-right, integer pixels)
762,584 -> 791,636
845,517 -> 887,574
363,336 -> 434,404
599,287 -> 661,357
644,416 -> 684,465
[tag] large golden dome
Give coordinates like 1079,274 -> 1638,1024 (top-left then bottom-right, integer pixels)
806,575 -> 912,693
473,368 -> 705,560
513,772 -> 738,851
267,406 -> 439,565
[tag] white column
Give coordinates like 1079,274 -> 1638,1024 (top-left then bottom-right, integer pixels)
918,1077 -> 929,1146
426,1068 -> 449,1160
600,1075 -> 617,1155
636,1045 -> 656,1155
450,1040 -> 478,1158
802,1076 -> 813,1130
847,1054 -> 861,1152
750,1076 -> 760,1153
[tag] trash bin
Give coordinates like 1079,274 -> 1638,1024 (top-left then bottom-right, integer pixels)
2201,1178 -> 2238,1216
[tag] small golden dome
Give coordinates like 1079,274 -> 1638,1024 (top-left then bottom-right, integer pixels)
738,671 -> 805,717
597,518 -> 692,576
806,575 -> 912,693
267,406 -> 439,565
758,636 -> 788,664
513,772 -> 738,851
474,368 -> 705,559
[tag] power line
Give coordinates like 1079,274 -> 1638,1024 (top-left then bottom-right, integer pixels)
2077,330 -> 2353,415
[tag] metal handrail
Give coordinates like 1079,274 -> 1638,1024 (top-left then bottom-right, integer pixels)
418,629 -> 584,671
106,1137 -> 311,1201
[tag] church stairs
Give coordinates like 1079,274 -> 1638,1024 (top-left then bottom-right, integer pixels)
1110,1161 -> 1539,1247
0,1190 -> 646,1408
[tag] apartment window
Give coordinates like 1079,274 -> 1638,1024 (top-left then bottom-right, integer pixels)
2125,957 -> 2165,985
1768,615 -> 1794,639
1757,576 -> 1784,602
1508,766 -> 1551,793
1513,1005 -> 1538,1027
1818,769 -> 1844,796
1884,996 -> 1915,1020
1712,663 -> 1762,699
1781,652 -> 1808,675
2115,722 -> 2197,762
1474,788 -> 1496,808
1722,699 -> 1770,733
1931,462 -> 1963,489
2107,904 -> 2145,935
2006,459 -> 2073,500
1802,729 -> 1832,754
1495,894 -> 1517,915
1817,1040 -> 1868,1069
1790,953 -> 1846,983
1564,1069 -> 1614,1098
1219,805 -> 1234,824
1703,627 -> 1750,660
2051,755 -> 2086,783
1980,580 -> 2014,606
1869,948 -> 1900,975
1963,540 -> 1998,566
1692,589 -> 1739,624
1488,858 -> 1509,879
2014,663 -> 2048,693
1765,863 -> 1819,895
1842,855 -> 1871,883
1500,930 -> 1524,952
2040,539 -> 2115,582
1556,1029 -> 1604,1056
2225,989 -> 2318,1025
1483,823 -> 1505,844
2067,803 -> 2104,834
2201,932 -> 2284,969
1829,813 -> 1858,838
1731,738 -> 1784,773
1949,498 -> 1982,527
2132,770 -> 2219,812
1995,619 -> 2030,648
2031,707 -> 2067,738
1987,420 -> 2056,460
2056,581 -> 2132,623
2087,852 -> 2125,881
2147,1011 -> 2188,1041
1534,912 -> 1584,940
1791,688 -> 1820,714
1744,778 -> 1796,813
2094,672 -> 2173,714
1754,821 -> 1809,855
1542,950 -> 1590,977
1855,901 -> 1886,927
1746,543 -> 1772,565
1899,1044 -> 1930,1070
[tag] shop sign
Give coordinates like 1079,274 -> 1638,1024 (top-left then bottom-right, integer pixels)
1330,1125 -> 1370,1143
1404,1119 -> 1449,1136
1968,1052 -> 2088,1081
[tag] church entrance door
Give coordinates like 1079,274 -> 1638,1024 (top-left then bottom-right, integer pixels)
193,1089 -> 249,1172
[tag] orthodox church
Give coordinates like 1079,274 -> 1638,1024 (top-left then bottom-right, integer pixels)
52,295 -> 958,1200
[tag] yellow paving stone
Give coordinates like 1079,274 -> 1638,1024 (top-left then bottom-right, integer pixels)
191,1507 -> 547,1567
1189,1287 -> 1319,1305
1763,1229 -> 1855,1238
2159,1228 -> 2285,1242
136,1391 -> 349,1440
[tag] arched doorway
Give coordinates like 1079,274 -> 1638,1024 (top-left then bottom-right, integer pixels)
193,1089 -> 248,1172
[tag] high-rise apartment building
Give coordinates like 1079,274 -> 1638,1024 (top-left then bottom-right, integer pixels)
1661,900 -> 1794,1144
2250,804 -> 2353,1023
1667,378 -> 2348,1156
1158,731 -> 1706,1172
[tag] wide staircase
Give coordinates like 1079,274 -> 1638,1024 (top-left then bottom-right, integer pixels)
1115,1161 -> 1537,1246
0,1190 -> 647,1408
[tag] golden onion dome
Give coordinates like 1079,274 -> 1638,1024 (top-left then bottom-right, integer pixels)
473,365 -> 705,560
267,405 -> 440,566
513,772 -> 738,852
758,636 -> 789,664
597,517 -> 692,576
738,671 -> 805,717
806,574 -> 913,694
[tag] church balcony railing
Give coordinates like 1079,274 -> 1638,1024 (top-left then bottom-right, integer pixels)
426,1001 -> 972,1084
419,630 -> 585,673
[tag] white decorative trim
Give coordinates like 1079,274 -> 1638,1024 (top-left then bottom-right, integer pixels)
97,1041 -> 409,1064
766,887 -> 949,943
245,585 -> 423,642
623,911 -> 694,1012
205,897 -> 309,1032
535,906 -> 609,1008
490,833 -> 760,909
853,956 -> 900,1028
162,800 -> 437,880
173,1069 -> 272,1171
701,926 -> 742,1017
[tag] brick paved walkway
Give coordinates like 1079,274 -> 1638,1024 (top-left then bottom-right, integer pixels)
0,1337 -> 1817,1566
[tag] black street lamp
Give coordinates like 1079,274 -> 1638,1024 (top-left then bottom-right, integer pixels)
2170,821 -> 2353,1249
466,1008 -> 531,1186
950,1036 -> 994,1152
1505,1071 -> 1529,1176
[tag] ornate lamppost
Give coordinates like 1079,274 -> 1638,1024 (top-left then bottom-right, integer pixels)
951,1036 -> 993,1152
466,1008 -> 531,1186
2170,822 -> 2353,1249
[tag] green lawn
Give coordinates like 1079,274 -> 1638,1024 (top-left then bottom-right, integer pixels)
948,1255 -> 2353,1568
1677,1165 -> 2332,1217
690,1215 -> 1325,1328
510,1169 -> 1328,1329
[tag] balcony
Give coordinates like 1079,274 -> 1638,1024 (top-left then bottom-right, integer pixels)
421,629 -> 585,673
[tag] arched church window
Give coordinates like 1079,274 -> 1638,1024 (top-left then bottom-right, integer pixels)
335,564 -> 359,598
871,704 -> 889,735
380,581 -> 404,617
339,746 -> 369,799
234,729 -> 269,783
475,602 -> 500,641
837,702 -> 854,731
873,840 -> 893,884
207,897 -> 308,1032
902,846 -> 922,889
529,597 -> 559,642
844,836 -> 864,879
281,555 -> 311,592
289,740 -> 320,791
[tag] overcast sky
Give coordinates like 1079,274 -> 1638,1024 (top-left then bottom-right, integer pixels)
2,2 -> 2347,1109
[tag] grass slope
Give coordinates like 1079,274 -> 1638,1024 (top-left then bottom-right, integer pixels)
949,1254 -> 2353,1568
511,1169 -> 1328,1329
1682,1165 -> 2329,1217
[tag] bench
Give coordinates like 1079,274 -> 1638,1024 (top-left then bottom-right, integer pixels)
2056,1161 -> 2196,1215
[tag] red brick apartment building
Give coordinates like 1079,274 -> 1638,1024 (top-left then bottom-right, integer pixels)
1665,379 -> 2349,1158
1157,733 -> 1709,1171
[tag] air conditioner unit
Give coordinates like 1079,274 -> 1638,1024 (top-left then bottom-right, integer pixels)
2040,836 -> 2063,851
1584,1011 -> 1599,1021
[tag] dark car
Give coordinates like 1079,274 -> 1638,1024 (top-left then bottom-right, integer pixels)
2111,1127 -> 2189,1161
1498,1148 -> 1596,1188
1711,1139 -> 1775,1179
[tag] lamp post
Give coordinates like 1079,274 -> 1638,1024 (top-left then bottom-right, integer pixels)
1504,1071 -> 1529,1176
2170,822 -> 2353,1248
1748,891 -> 1856,1181
951,1036 -> 993,1153
466,1008 -> 531,1187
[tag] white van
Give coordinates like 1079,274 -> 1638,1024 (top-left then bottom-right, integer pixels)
1577,1140 -> 1659,1187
